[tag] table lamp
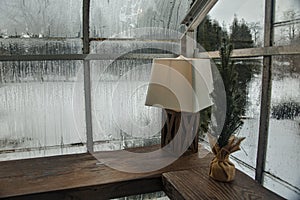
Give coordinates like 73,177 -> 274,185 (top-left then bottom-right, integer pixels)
145,55 -> 213,155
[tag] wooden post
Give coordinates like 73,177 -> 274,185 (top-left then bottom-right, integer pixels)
83,0 -> 94,152
161,109 -> 200,155
255,0 -> 274,184
181,31 -> 196,57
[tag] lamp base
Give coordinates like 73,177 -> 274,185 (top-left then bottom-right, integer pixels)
161,109 -> 200,156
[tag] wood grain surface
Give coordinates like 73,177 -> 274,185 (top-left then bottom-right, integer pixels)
0,145 -> 283,200
0,145 -> 211,199
162,166 -> 284,200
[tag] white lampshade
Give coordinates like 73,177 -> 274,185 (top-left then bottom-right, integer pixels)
145,55 -> 213,113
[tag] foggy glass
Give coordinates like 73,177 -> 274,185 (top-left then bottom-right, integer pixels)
0,0 -> 83,56
0,0 -> 82,38
229,58 -> 263,173
273,25 -> 300,46
208,0 -> 265,48
274,0 -> 300,23
91,40 -> 180,55
264,55 -> 300,200
0,60 -> 86,161
90,0 -> 192,39
91,59 -> 162,151
0,38 -> 82,55
273,0 -> 300,47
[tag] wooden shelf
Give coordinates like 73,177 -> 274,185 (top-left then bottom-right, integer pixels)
0,145 -> 211,199
163,167 -> 283,200
0,145 -> 283,200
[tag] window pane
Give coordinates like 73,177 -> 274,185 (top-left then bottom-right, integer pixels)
0,60 -> 86,161
229,58 -> 263,178
90,0 -> 192,39
274,0 -> 300,23
0,0 -> 83,56
264,55 -> 300,199
91,40 -> 180,55
91,59 -> 162,151
0,0 -> 82,38
273,0 -> 300,46
273,22 -> 300,46
0,38 -> 82,55
202,0 -> 265,49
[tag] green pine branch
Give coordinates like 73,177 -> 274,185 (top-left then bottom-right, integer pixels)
214,38 -> 244,148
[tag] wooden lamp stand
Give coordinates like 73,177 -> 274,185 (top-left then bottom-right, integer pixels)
161,109 -> 200,156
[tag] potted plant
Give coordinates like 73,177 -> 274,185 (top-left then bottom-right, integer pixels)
208,38 -> 245,182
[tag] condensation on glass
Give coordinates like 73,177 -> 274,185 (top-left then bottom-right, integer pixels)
0,38 -> 82,55
0,0 -> 83,55
90,0 -> 192,39
89,29 -> 182,152
274,0 -> 300,23
0,0 -> 82,38
90,40 -> 181,55
207,0 -> 265,48
263,55 -> 300,200
91,59 -> 162,151
229,58 -> 263,178
273,0 -> 300,46
0,60 -> 86,161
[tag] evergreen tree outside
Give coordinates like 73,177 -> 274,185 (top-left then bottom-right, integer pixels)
197,15 -> 254,51
229,16 -> 259,117
197,16 -> 228,51
230,15 -> 254,49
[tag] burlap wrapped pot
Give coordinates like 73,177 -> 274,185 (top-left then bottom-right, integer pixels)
209,136 -> 245,182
